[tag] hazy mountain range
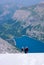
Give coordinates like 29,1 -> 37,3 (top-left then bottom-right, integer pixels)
0,3 -> 44,43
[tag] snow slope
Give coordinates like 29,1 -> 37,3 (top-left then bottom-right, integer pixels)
0,53 -> 44,65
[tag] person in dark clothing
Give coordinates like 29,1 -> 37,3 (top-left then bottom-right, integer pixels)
21,47 -> 28,53
24,47 -> 28,53
21,47 -> 24,52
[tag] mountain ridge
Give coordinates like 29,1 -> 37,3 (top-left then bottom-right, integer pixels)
0,3 -> 44,43
0,38 -> 20,53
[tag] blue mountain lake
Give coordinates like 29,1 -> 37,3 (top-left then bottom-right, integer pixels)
15,36 -> 44,53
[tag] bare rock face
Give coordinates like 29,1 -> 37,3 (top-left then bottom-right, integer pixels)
13,10 -> 31,21
0,38 -> 20,53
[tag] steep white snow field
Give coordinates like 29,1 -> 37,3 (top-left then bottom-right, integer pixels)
0,53 -> 44,65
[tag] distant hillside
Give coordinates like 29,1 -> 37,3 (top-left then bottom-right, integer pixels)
0,3 -> 44,43
0,38 -> 20,53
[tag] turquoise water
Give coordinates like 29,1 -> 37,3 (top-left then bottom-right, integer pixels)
15,36 -> 44,53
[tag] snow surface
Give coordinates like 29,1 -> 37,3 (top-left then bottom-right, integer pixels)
0,53 -> 44,65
